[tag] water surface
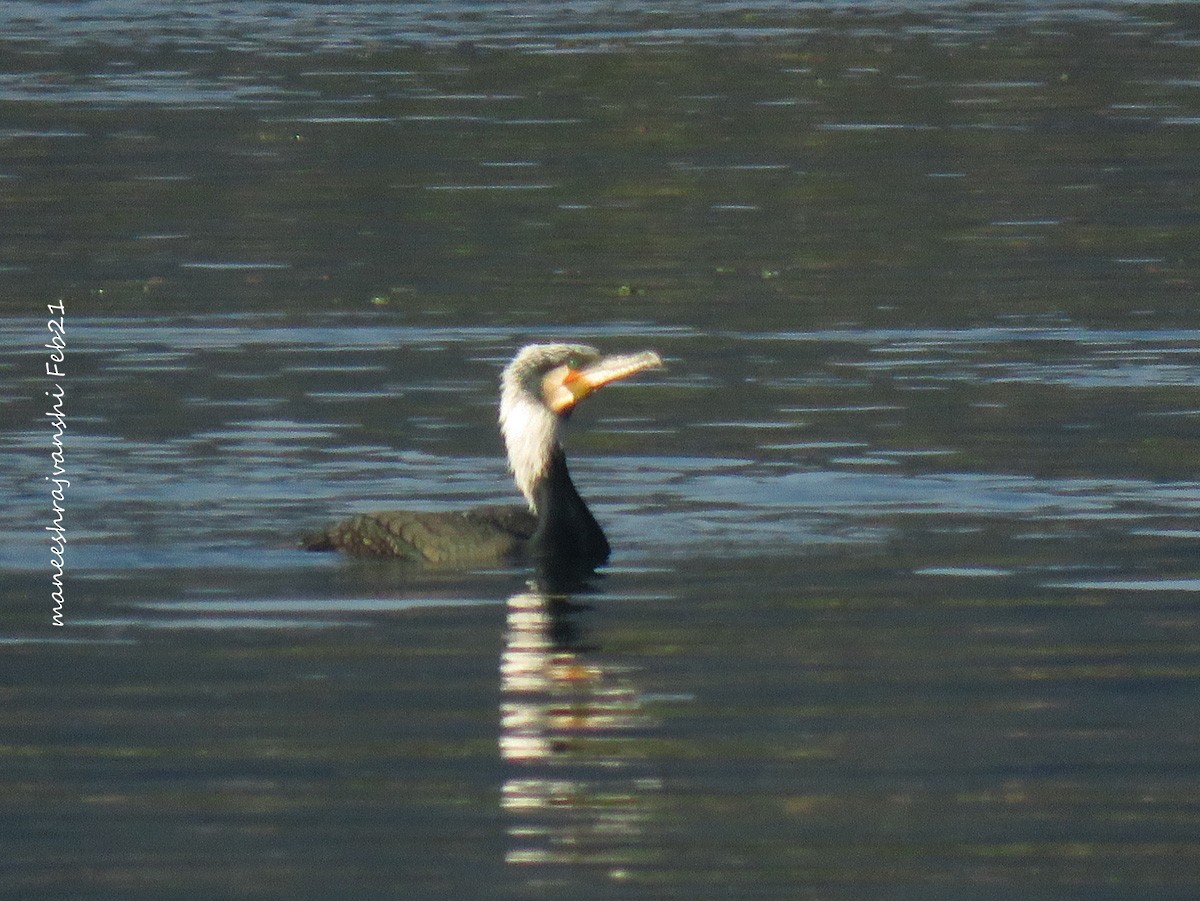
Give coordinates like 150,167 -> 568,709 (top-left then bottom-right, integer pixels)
3,2 -> 1200,898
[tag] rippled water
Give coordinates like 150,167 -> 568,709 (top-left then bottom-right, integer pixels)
4,2 -> 1200,898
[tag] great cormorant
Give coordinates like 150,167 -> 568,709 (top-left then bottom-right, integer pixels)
300,343 -> 663,571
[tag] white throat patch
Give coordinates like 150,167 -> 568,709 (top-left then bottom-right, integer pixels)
499,375 -> 560,512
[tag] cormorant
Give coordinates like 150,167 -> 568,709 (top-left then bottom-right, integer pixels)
300,343 -> 663,571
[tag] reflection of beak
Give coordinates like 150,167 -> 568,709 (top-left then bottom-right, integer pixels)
544,350 -> 664,415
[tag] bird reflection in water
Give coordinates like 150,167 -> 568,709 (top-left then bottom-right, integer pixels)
500,584 -> 661,882
302,342 -> 668,880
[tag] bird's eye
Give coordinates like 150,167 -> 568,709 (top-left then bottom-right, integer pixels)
566,355 -> 581,370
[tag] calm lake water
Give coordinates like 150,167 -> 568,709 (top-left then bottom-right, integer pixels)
4,1 -> 1200,898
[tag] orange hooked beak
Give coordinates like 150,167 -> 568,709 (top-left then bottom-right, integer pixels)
542,350 -> 663,415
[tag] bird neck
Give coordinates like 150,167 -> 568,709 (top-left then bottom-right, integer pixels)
499,391 -> 610,568
501,392 -> 561,511
530,446 -> 610,567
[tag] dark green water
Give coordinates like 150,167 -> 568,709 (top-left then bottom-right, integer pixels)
3,2 -> 1200,898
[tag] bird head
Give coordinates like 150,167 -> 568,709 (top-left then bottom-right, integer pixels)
499,343 -> 663,508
